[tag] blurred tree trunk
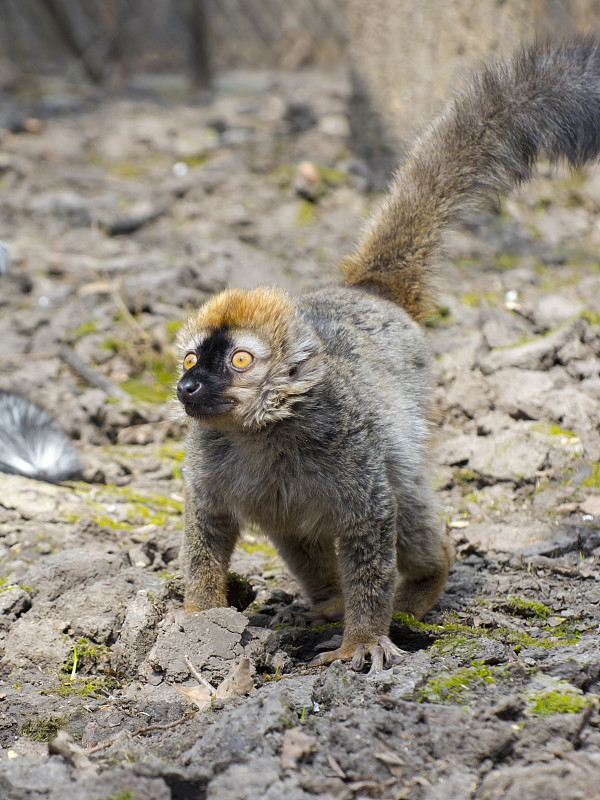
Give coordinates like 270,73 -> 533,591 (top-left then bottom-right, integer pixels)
38,0 -> 104,83
177,0 -> 212,89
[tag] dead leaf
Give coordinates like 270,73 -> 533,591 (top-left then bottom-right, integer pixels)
326,753 -> 346,779
76,281 -> 119,297
374,750 -> 404,778
281,727 -> 316,770
49,730 -> 97,774
555,502 -> 579,515
175,657 -> 254,710
215,657 -> 254,699
374,751 -> 403,766
174,684 -> 213,710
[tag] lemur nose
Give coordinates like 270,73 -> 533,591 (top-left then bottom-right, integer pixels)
177,374 -> 203,403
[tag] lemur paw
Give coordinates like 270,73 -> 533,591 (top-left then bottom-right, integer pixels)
310,635 -> 405,673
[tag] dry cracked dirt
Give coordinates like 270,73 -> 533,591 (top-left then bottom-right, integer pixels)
1,66 -> 600,800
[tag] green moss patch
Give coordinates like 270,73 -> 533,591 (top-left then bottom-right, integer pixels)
392,610 -> 581,654
68,484 -> 183,532
528,689 -> 589,716
423,304 -> 451,328
493,252 -> 520,270
296,199 -> 317,225
101,335 -> 179,404
239,539 -> 278,557
44,637 -> 120,699
582,462 -> 600,488
104,793 -> 136,800
460,291 -> 481,307
419,660 -> 500,704
502,596 -> 551,620
71,320 -> 98,340
20,715 -> 67,742
582,310 -> 600,326
49,675 -> 119,699
63,637 -> 110,676
530,422 -> 577,439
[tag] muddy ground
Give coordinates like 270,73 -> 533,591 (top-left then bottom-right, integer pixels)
0,66 -> 600,800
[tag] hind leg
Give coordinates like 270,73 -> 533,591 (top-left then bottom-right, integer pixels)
270,532 -> 344,626
394,486 -> 452,619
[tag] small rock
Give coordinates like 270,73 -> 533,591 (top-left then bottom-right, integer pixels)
444,370 -> 492,418
468,425 -> 549,482
486,367 -> 556,420
102,201 -> 165,236
30,190 -> 90,226
318,113 -> 350,138
478,319 -> 584,374
579,495 -> 600,517
284,101 -> 317,134
436,432 -> 477,466
556,338 -> 593,363
565,357 -> 600,380
0,586 -> 31,617
294,160 -> 324,201
112,591 -> 160,673
531,294 -> 584,329
2,617 -> 72,670
0,239 -> 9,274
146,607 -> 250,682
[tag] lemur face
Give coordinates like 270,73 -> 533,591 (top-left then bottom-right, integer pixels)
176,287 -> 324,429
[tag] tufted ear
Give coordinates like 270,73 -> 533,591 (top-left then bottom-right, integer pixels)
283,318 -> 325,386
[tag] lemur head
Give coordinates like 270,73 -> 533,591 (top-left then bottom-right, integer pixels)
176,287 -> 324,429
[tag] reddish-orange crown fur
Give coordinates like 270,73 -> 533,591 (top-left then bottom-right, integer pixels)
178,286 -> 296,355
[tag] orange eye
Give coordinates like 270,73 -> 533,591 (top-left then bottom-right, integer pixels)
231,350 -> 254,370
183,352 -> 198,370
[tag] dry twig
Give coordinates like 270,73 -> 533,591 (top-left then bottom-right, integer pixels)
85,709 -> 197,755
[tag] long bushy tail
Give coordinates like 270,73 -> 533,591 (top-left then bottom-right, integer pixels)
341,37 -> 600,319
0,391 -> 82,483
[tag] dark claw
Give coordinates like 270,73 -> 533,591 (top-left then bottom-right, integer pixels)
350,643 -> 366,671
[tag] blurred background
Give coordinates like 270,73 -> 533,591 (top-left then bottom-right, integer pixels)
3,0 -> 600,184
0,0 -> 347,89
3,0 -> 600,180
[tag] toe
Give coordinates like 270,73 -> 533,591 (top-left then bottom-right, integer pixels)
377,635 -> 406,668
350,643 -> 366,672
309,647 -> 347,667
367,645 -> 384,673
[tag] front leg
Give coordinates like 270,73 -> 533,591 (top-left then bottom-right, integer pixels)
311,504 -> 404,672
182,484 -> 240,612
